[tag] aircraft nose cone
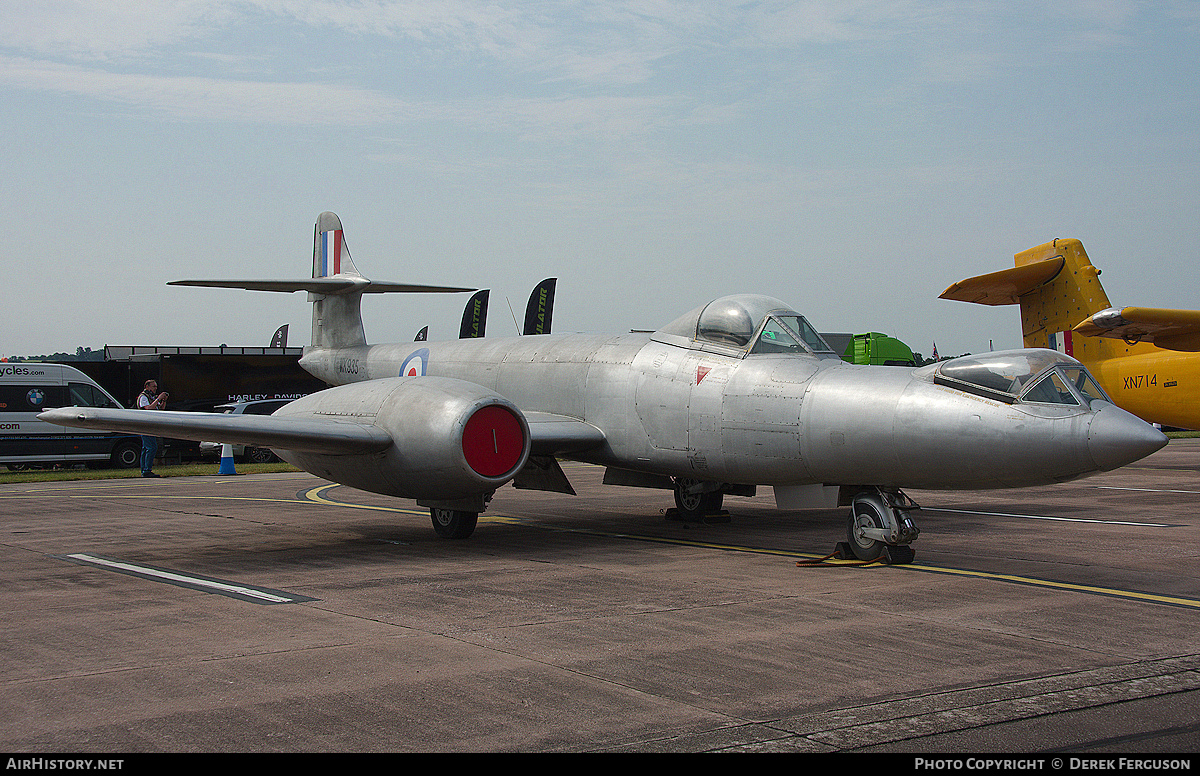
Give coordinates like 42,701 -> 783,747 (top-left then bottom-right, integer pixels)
1088,402 -> 1168,471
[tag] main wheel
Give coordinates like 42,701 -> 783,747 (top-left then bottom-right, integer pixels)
430,508 -> 479,539
846,497 -> 888,561
673,479 -> 723,520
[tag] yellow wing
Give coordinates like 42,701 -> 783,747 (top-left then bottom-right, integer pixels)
1073,307 -> 1200,352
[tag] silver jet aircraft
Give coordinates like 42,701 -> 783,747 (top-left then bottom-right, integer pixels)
41,213 -> 1168,563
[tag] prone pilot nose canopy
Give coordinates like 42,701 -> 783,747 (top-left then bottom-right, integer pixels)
927,349 -> 1111,407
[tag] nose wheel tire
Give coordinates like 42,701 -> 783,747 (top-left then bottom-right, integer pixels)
844,491 -> 920,563
430,508 -> 478,539
847,498 -> 888,561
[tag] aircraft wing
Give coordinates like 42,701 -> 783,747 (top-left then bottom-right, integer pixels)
38,408 -> 392,455
524,412 -> 606,456
39,407 -> 605,458
1073,307 -> 1200,351
938,256 -> 1065,305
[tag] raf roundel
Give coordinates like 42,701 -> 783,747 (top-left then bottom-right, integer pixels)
399,348 -> 429,377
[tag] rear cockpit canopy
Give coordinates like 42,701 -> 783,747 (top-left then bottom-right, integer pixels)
919,349 -> 1111,407
653,294 -> 837,358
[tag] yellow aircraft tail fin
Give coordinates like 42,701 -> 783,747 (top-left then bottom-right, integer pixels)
945,239 -> 1200,429
940,238 -> 1117,362
944,238 -> 1200,353
1011,239 -> 1113,357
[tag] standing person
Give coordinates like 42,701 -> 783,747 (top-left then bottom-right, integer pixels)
136,380 -> 168,477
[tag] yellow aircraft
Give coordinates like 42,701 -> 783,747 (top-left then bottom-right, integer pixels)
940,238 -> 1200,430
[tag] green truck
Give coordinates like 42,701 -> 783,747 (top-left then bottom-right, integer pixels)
842,332 -> 916,366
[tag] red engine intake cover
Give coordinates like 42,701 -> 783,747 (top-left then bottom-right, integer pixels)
461,404 -> 526,478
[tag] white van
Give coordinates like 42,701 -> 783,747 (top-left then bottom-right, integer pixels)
0,363 -> 141,470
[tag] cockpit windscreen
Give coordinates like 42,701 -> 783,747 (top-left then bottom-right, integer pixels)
777,315 -> 835,353
751,315 -> 835,355
933,350 -> 1112,407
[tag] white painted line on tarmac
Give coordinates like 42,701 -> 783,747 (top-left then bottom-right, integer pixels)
1093,485 -> 1200,495
920,507 -> 1172,527
59,553 -> 316,604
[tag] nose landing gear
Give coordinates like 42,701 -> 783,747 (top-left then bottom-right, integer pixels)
840,489 -> 920,564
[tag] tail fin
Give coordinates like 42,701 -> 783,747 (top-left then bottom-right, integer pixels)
944,239 -> 1200,358
940,238 -> 1116,362
170,212 -> 473,352
310,211 -> 369,349
1011,240 -> 1112,358
313,211 -> 363,279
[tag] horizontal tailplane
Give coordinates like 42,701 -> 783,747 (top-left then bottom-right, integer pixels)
169,212 -> 474,350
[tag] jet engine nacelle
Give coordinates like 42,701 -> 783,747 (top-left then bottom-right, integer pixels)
275,376 -> 531,502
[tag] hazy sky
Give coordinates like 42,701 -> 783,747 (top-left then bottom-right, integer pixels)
2,1 -> 1196,359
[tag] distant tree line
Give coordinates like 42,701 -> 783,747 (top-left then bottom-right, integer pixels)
2,347 -> 104,362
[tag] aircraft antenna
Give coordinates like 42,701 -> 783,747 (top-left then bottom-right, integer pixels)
506,297 -> 521,335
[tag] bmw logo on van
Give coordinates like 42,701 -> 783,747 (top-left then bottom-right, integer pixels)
26,388 -> 45,408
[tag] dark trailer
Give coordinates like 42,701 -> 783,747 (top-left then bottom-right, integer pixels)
78,346 -> 329,462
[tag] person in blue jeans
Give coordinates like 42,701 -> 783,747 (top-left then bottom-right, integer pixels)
136,379 -> 168,477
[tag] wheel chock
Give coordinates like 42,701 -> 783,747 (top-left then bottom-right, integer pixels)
796,542 -> 915,567
882,544 -> 915,565
664,508 -> 731,524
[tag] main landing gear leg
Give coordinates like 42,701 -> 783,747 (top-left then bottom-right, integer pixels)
839,489 -> 920,564
669,478 -> 727,523
423,492 -> 492,539
429,508 -> 479,539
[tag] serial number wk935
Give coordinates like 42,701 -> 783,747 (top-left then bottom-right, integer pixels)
336,357 -> 362,375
